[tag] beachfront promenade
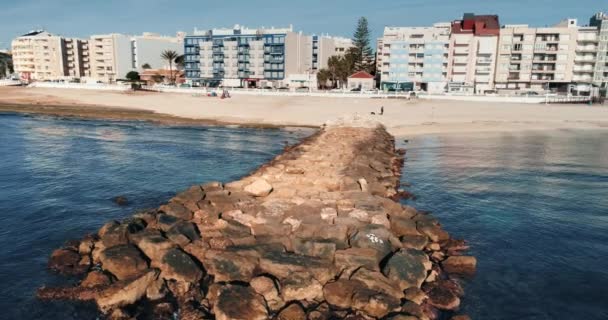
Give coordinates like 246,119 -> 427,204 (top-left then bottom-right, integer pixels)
37,120 -> 475,319
25,82 -> 593,104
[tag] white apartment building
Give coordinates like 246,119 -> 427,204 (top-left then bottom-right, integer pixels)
590,12 -> 608,88
447,14 -> 500,94
377,23 -> 451,93
572,26 -> 599,94
90,33 -> 184,82
495,20 -> 579,92
63,38 -> 90,79
11,31 -> 89,81
89,34 -> 133,83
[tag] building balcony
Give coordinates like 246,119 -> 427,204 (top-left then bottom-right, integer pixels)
576,46 -> 597,52
575,56 -> 596,62
453,47 -> 469,54
477,58 -> 493,64
476,67 -> 492,74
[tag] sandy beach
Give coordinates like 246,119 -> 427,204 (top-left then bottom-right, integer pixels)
1,86 -> 608,136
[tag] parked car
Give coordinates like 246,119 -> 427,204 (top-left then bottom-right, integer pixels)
518,91 -> 539,96
350,87 -> 361,92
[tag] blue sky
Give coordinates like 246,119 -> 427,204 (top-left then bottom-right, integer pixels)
0,0 -> 604,49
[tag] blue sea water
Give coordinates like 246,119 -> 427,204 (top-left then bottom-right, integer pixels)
399,130 -> 608,320
0,113 -> 311,319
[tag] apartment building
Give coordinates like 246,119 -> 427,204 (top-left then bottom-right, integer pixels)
377,23 -> 451,93
184,25 -> 352,88
447,14 -> 500,94
590,12 -> 608,88
89,34 -> 132,83
311,35 -> 353,70
11,31 -> 90,81
62,38 -> 90,78
572,25 -> 599,94
90,33 -> 184,82
494,20 -> 579,92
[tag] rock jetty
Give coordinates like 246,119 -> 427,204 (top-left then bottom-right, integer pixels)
39,121 -> 476,319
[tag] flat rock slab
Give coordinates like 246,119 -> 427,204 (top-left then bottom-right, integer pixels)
159,248 -> 203,283
99,245 -> 148,280
214,285 -> 268,320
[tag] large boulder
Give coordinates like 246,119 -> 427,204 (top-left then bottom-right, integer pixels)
400,234 -> 429,250
259,251 -> 336,284
99,245 -> 148,280
156,214 -> 181,232
213,285 -> 268,320
244,178 -> 273,197
277,303 -> 306,320
98,221 -> 129,248
81,271 -> 112,288
323,279 -> 363,309
442,256 -> 477,276
48,248 -> 85,275
426,283 -> 461,311
280,272 -> 324,302
172,186 -> 205,212
250,276 -> 284,311
202,249 -> 258,282
166,221 -> 200,247
350,268 -> 403,299
95,269 -> 159,313
416,219 -> 449,243
382,249 -> 428,291
334,248 -> 382,276
351,288 -> 400,318
292,238 -> 336,260
390,216 -> 421,237
135,233 -> 176,264
158,248 -> 203,284
296,224 -> 349,250
159,201 -> 193,220
349,225 -> 397,260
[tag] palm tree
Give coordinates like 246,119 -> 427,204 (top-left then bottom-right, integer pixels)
161,50 -> 179,84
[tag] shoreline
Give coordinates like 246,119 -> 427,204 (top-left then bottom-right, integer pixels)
0,103 -> 316,130
2,86 -> 608,137
3,101 -> 608,138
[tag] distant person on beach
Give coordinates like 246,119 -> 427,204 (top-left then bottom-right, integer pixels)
371,106 -> 384,116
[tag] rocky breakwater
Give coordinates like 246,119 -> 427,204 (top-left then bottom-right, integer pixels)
38,120 -> 476,320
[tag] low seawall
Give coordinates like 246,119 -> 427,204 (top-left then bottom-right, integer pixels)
39,123 -> 475,319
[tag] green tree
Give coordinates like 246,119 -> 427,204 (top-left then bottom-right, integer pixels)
161,50 -> 179,84
175,55 -> 185,70
316,69 -> 332,89
126,71 -> 140,81
0,52 -> 13,78
352,17 -> 374,74
141,63 -> 151,69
